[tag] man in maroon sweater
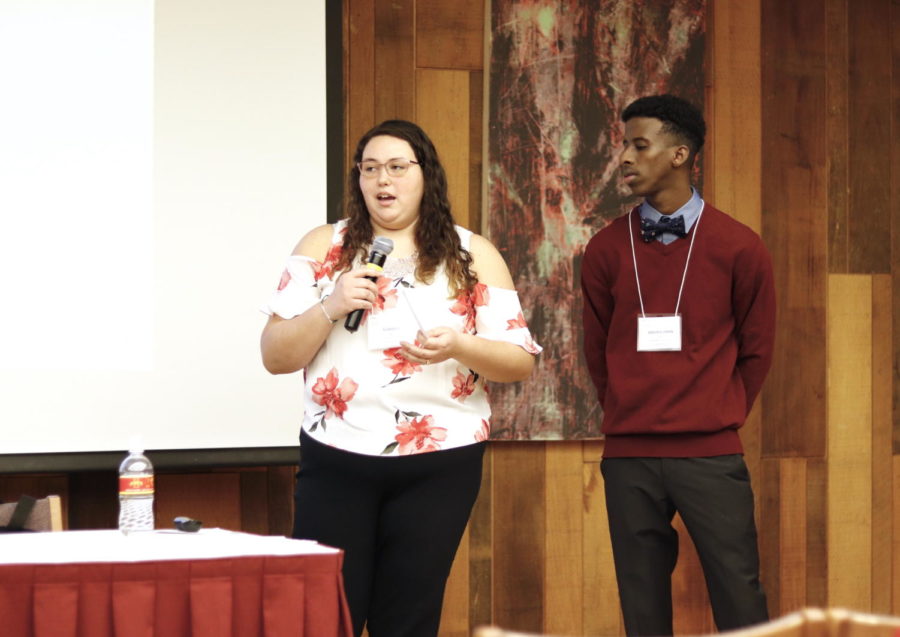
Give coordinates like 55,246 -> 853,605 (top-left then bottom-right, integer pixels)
581,94 -> 775,636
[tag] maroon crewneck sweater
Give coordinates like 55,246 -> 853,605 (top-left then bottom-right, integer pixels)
581,203 -> 775,458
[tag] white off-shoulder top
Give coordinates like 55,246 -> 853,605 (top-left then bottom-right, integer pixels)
262,220 -> 541,456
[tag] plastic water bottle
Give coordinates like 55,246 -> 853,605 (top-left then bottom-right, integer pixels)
118,443 -> 154,534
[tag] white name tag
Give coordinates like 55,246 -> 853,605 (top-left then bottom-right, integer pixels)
637,314 -> 682,351
367,287 -> 430,350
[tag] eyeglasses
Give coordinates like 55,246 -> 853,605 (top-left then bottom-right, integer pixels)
357,158 -> 420,179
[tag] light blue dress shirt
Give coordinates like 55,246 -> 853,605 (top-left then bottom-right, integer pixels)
639,188 -> 704,245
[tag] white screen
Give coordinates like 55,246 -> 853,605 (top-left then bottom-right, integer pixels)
0,0 -> 326,454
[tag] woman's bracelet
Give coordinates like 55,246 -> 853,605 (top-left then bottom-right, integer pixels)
318,299 -> 337,324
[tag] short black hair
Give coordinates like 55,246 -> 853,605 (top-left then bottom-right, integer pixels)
622,94 -> 706,156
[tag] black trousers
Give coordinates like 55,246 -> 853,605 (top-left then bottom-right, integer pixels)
601,456 -> 769,636
293,430 -> 485,637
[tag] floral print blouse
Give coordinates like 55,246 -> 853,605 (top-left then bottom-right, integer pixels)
263,221 -> 542,456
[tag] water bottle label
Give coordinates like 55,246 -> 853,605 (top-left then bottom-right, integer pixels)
119,474 -> 154,496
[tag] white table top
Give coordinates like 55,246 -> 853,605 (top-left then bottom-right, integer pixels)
0,528 -> 339,565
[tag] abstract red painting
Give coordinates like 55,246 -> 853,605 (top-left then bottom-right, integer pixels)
486,1 -> 707,439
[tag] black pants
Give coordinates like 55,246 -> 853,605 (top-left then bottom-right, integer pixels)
601,456 -> 769,636
293,430 -> 485,637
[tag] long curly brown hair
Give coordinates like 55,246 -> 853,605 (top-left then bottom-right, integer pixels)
335,120 -> 478,296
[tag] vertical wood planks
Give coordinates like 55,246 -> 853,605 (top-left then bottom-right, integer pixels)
847,0 -> 892,273
416,0 -> 484,71
826,0 -> 849,273
156,472 -> 243,531
827,274 -> 873,609
805,459 -> 828,609
709,0 -> 761,232
871,275 -> 893,613
778,459 -> 808,611
491,442 -> 545,632
374,0 -> 416,122
708,8 -> 770,624
894,457 -> 900,614
468,447 -> 493,629
582,442 -> 621,636
416,69 -> 473,228
266,465 -> 296,536
758,458 -> 782,618
442,525 -> 472,637
469,71 -> 484,235
760,0 -> 828,458
543,442 -> 584,636
346,0 -> 376,170
239,468 -> 269,535
891,0 -> 900,458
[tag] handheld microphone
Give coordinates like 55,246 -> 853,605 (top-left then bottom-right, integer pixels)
345,236 -> 394,332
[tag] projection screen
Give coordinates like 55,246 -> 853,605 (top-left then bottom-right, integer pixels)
0,0 -> 331,467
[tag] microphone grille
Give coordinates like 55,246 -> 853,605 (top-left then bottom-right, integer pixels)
371,236 -> 394,255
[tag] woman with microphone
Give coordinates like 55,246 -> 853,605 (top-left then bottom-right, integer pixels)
260,120 -> 541,637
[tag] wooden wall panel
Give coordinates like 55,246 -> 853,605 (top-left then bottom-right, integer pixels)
827,274 -> 873,609
469,71 -> 484,234
416,69 -> 473,228
847,0 -> 892,273
0,467 -> 292,536
895,457 -> 900,614
710,5 -> 768,617
761,0 -> 828,458
805,459 -> 828,609
442,525 -> 472,637
264,465 -> 296,536
582,441 -> 621,636
468,448 -> 493,629
374,0 -> 416,122
238,467 -> 270,535
346,0 -> 376,169
155,472 -> 243,531
779,459 -> 809,611
759,458 -> 782,617
491,443 -> 545,632
826,0 -> 849,273
872,275 -> 894,613
234,467 -> 295,536
543,443 -> 584,636
709,0 -> 761,232
68,472 -> 117,530
892,0 -> 900,458
417,0 -> 484,71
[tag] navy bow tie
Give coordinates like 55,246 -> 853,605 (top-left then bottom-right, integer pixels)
640,215 -> 687,242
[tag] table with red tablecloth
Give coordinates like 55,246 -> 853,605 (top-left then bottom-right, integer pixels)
0,528 -> 353,637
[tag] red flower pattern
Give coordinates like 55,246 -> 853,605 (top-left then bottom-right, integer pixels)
395,415 -> 447,455
381,347 -> 422,377
372,276 -> 399,313
277,269 -> 291,291
312,243 -> 343,282
450,283 -> 489,333
311,368 -> 358,419
355,276 -> 400,329
296,233 -> 540,453
506,311 -> 527,330
451,370 -> 476,402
